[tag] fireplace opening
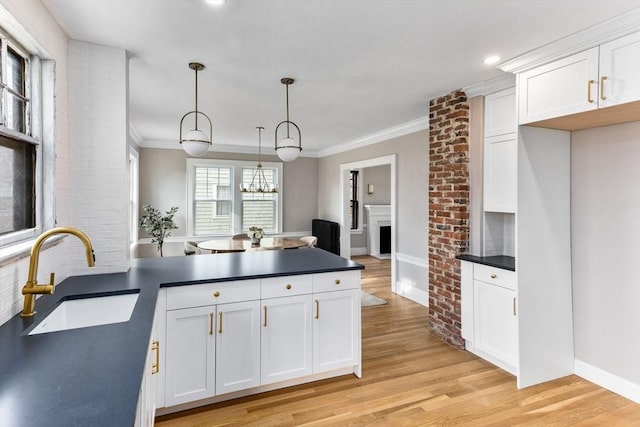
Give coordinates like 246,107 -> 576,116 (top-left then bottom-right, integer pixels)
380,226 -> 391,254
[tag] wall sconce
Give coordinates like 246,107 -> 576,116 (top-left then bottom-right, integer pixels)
367,184 -> 374,195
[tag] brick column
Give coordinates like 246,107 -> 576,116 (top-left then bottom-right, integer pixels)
428,89 -> 470,348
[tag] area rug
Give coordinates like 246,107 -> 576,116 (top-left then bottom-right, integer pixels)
361,290 -> 387,307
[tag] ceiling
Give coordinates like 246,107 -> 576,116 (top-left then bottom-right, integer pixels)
40,0 -> 639,156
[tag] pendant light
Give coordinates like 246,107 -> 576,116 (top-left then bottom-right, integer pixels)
179,62 -> 213,157
240,127 -> 278,193
274,77 -> 302,162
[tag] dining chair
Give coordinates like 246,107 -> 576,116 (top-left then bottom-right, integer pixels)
300,236 -> 318,248
184,241 -> 200,255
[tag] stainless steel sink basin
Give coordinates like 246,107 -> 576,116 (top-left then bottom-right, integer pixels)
28,292 -> 139,335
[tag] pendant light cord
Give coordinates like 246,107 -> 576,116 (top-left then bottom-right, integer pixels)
194,67 -> 199,129
285,83 -> 290,138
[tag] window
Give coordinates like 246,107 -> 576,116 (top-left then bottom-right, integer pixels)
0,28 -> 49,248
349,170 -> 359,230
187,159 -> 283,236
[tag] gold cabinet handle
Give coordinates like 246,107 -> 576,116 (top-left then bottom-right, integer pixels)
151,340 -> 160,374
490,273 -> 497,279
263,305 -> 267,327
213,291 -> 220,298
513,297 -> 517,316
286,284 -> 292,290
335,279 -> 341,285
218,311 -> 223,334
315,299 -> 319,319
600,76 -> 607,100
209,312 -> 214,335
587,79 -> 595,103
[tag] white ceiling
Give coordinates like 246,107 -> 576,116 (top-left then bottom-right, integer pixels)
40,0 -> 639,156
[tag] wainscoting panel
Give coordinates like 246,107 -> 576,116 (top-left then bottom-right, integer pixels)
395,252 -> 428,307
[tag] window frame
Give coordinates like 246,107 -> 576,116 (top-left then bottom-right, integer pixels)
0,27 -> 52,249
186,158 -> 283,237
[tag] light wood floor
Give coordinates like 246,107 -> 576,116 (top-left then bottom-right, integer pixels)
156,256 -> 640,426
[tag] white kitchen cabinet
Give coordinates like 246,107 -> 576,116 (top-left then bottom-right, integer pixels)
484,88 -> 517,137
483,133 -> 516,213
135,311 -> 160,427
519,31 -> 640,125
215,300 -> 261,395
312,289 -> 360,375
261,294 -> 313,385
165,306 -> 215,406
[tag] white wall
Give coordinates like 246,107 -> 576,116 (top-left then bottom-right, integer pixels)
317,130 -> 429,305
571,121 -> 640,391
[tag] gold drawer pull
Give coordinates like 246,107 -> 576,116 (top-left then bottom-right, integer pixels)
513,297 -> 517,316
587,79 -> 595,103
335,279 -> 341,285
209,312 -> 214,335
213,291 -> 220,298
218,311 -> 223,334
263,305 -> 268,327
490,273 -> 497,279
286,284 -> 292,290
315,299 -> 319,319
600,76 -> 607,100
151,341 -> 160,374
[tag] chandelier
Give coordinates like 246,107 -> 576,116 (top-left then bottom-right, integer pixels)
274,77 -> 302,162
179,62 -> 212,157
240,127 -> 278,193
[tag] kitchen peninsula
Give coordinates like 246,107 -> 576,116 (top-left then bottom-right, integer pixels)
0,248 -> 363,427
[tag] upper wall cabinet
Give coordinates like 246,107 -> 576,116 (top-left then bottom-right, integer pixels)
484,87 -> 517,137
518,31 -> 640,126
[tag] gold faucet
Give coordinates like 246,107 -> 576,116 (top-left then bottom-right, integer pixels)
21,227 -> 96,318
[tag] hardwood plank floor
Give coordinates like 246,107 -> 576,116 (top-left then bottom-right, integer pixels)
156,256 -> 640,426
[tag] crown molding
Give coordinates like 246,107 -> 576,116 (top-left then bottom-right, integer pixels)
128,123 -> 142,146
138,138 -> 319,157
463,74 -> 515,98
317,116 -> 429,158
499,9 -> 640,74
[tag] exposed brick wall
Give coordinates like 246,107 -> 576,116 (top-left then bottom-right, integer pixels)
428,89 -> 470,348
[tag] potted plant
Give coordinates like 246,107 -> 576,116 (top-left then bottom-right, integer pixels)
247,226 -> 264,246
139,205 -> 178,257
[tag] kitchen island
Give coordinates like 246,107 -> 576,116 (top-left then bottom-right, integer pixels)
0,248 -> 363,427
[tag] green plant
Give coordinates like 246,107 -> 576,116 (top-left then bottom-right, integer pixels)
139,205 -> 178,257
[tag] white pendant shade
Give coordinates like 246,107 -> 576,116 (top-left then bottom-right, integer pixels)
276,137 -> 301,162
181,129 -> 211,156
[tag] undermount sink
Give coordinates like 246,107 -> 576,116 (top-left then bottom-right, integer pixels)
28,291 -> 139,335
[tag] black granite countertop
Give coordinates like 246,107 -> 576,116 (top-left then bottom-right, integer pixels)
456,254 -> 516,271
0,249 -> 362,427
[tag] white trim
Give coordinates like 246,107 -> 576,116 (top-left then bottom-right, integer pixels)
395,282 -> 428,307
499,9 -> 640,74
340,154 -> 397,293
318,117 -> 428,158
463,74 -> 515,98
350,247 -> 367,256
574,359 -> 640,404
139,138 -> 319,158
129,123 -> 142,147
395,252 -> 428,269
466,340 -> 517,376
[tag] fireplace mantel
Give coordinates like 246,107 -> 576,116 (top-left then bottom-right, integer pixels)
365,204 -> 391,259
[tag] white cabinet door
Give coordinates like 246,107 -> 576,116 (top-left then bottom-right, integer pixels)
518,47 -> 599,124
312,289 -> 359,374
261,295 -> 313,385
473,280 -> 518,369
483,134 -> 516,213
484,88 -> 516,137
165,306 -> 215,406
599,31 -> 640,108
215,300 -> 261,395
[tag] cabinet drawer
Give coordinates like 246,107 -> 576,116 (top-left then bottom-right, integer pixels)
261,275 -> 313,299
166,279 -> 261,310
473,264 -> 516,290
313,270 -> 360,293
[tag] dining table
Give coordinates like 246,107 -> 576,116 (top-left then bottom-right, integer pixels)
197,236 -> 309,253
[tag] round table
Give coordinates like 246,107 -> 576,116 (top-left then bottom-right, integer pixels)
197,237 -> 308,253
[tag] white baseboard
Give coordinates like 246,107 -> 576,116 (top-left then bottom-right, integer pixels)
350,247 -> 367,256
395,282 -> 428,307
574,359 -> 640,403
395,252 -> 428,269
465,340 -> 517,376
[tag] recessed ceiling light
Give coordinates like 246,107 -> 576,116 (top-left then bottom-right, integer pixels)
484,55 -> 501,65
206,0 -> 226,6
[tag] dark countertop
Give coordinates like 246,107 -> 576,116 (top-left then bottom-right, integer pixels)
0,249 -> 362,427
456,254 -> 516,271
